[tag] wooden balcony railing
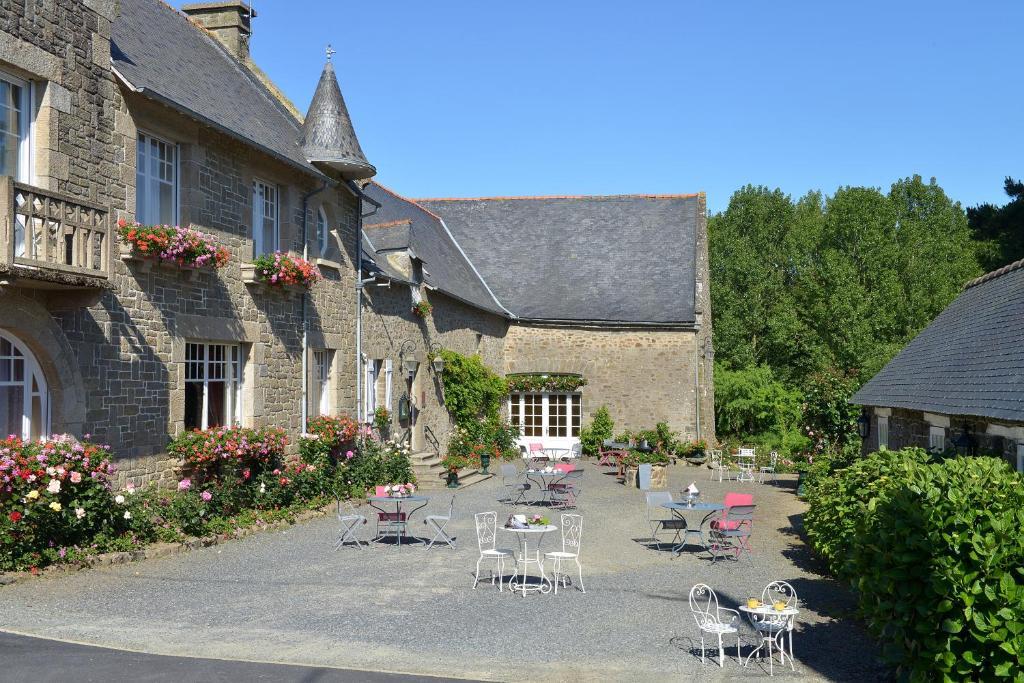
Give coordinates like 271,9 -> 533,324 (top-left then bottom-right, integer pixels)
0,176 -> 110,281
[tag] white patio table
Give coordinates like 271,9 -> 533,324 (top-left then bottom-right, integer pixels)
502,523 -> 557,597
739,603 -> 799,676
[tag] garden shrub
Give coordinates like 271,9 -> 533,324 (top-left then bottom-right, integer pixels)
168,426 -> 286,487
438,350 -> 506,425
578,406 -> 614,456
804,447 -> 930,577
805,450 -> 1024,679
854,456 -> 1024,679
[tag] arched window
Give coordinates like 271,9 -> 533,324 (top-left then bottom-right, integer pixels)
316,206 -> 329,254
0,331 -> 48,440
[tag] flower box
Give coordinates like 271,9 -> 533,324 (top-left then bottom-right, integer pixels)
245,252 -> 321,291
116,220 -> 228,279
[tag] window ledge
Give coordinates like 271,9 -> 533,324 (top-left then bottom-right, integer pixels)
314,257 -> 342,271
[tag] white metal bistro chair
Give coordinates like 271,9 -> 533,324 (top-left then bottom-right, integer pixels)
424,496 -> 455,550
472,511 -> 515,591
747,580 -> 799,675
735,447 -> 757,483
758,451 -> 779,483
708,449 -> 728,482
689,583 -> 742,667
569,442 -> 583,460
501,463 -> 531,505
334,499 -> 368,550
544,513 -> 584,593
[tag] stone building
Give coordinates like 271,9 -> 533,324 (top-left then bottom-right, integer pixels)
0,0 -> 713,484
852,258 -> 1024,471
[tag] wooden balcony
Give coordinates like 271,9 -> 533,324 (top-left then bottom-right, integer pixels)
0,176 -> 110,289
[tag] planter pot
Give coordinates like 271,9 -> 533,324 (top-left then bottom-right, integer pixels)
240,262 -> 308,293
684,453 -> 708,466
796,471 -> 807,497
479,453 -> 491,474
625,463 -> 668,489
119,242 -> 202,281
445,468 -> 460,488
624,465 -> 638,488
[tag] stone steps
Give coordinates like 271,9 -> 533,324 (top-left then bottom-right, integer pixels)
409,450 -> 494,490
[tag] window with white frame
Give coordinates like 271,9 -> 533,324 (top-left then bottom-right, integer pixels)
0,72 -> 31,183
184,342 -> 245,430
312,349 -> 332,417
508,392 -> 582,439
363,358 -> 381,422
0,331 -> 47,440
316,206 -> 329,255
877,416 -> 889,451
252,180 -> 278,257
136,132 -> 177,225
928,425 -> 946,452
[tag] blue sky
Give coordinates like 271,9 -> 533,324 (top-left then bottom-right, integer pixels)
184,1 -> 1020,213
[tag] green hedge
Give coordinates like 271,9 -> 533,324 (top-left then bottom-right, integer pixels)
805,449 -> 1024,679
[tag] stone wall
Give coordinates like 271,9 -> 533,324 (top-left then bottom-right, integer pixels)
360,284 -> 508,456
504,324 -> 707,441
865,407 -> 1023,469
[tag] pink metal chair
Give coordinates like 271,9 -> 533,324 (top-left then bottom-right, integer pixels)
711,492 -> 753,531
554,463 -> 575,474
373,486 -> 407,540
375,486 -> 388,497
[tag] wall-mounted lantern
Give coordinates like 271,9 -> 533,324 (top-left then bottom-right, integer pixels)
429,342 -> 445,374
856,410 -> 871,440
398,339 -> 418,381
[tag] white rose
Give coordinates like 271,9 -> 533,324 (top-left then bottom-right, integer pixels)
75,507 -> 86,520
124,511 -> 132,520
47,479 -> 61,494
114,494 -> 125,504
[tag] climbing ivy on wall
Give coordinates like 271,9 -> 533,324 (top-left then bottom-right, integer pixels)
438,350 -> 507,427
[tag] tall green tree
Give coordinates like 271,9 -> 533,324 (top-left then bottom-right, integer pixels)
967,176 -> 1024,271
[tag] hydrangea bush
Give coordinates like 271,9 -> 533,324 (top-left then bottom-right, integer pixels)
117,219 -> 229,269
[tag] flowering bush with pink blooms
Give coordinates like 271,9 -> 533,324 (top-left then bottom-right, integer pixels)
0,435 -> 127,571
168,426 -> 286,487
252,251 -> 320,288
117,219 -> 229,269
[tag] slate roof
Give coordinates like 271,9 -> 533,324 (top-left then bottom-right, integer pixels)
416,194 -> 701,324
300,61 -> 375,179
852,259 -> 1024,423
361,184 -> 509,316
111,0 -> 322,176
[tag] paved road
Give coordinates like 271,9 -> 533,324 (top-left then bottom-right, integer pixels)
0,631 -> 474,683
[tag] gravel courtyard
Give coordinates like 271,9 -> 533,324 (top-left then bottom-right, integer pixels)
0,462 -> 888,681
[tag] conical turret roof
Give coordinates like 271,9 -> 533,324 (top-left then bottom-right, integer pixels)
300,60 -> 375,179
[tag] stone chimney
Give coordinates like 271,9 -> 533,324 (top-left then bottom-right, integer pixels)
181,2 -> 256,60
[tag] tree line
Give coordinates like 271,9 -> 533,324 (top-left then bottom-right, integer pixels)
710,174 -> 1021,453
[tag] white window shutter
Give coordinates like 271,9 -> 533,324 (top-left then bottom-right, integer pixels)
384,359 -> 393,410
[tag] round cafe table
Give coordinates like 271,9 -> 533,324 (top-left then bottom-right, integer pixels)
524,469 -> 568,505
502,524 -> 557,597
739,603 -> 799,676
661,501 -> 725,556
367,494 -> 430,547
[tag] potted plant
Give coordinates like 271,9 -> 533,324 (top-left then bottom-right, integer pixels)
117,219 -> 230,275
412,300 -> 433,318
678,439 -> 708,465
373,407 -> 391,437
441,454 -> 467,488
793,454 -> 813,497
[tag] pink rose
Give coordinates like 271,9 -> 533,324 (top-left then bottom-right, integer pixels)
201,491 -> 212,502
70,471 -> 82,484
178,478 -> 191,491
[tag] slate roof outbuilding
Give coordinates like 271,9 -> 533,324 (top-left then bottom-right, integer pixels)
851,259 -> 1024,423
112,0 -> 322,176
416,194 -> 701,324
361,184 -> 509,316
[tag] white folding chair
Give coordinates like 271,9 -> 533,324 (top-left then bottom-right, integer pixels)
424,496 -> 455,549
758,451 -> 779,483
334,499 -> 368,550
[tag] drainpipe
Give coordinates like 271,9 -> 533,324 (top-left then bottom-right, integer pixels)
346,181 -> 381,429
301,179 -> 329,434
694,338 -> 701,441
